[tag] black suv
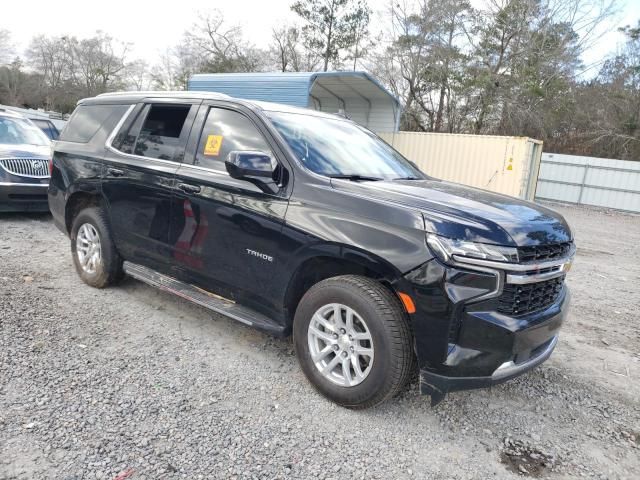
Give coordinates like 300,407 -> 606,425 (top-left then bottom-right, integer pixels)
49,91 -> 574,408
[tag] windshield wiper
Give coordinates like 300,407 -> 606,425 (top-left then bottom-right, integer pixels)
393,176 -> 422,180
328,174 -> 383,181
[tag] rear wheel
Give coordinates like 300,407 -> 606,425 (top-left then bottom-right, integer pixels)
70,207 -> 123,288
293,275 -> 413,409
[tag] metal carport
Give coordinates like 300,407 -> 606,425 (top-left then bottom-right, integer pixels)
188,71 -> 401,132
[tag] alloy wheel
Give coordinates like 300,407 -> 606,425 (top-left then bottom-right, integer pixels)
76,223 -> 102,275
307,303 -> 374,387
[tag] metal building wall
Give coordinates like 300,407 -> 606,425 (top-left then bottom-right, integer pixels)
189,73 -> 311,107
536,153 -> 640,213
379,131 -> 541,199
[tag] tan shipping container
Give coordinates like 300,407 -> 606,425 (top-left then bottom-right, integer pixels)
379,131 -> 543,200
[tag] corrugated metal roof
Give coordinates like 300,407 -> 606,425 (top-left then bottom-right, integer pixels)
188,71 -> 401,131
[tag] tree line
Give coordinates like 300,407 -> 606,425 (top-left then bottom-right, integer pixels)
1,0 -> 638,161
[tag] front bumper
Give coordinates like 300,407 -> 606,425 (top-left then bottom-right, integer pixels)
0,181 -> 50,212
397,256 -> 571,405
420,334 -> 560,405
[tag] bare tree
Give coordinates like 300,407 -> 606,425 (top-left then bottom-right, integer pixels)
26,35 -> 72,110
345,0 -> 373,70
151,44 -> 199,90
376,0 -> 617,139
271,26 -> 296,72
270,25 -> 322,71
0,58 -> 24,105
25,32 -> 131,111
555,21 -> 640,160
150,50 -> 181,90
467,0 -> 615,136
375,0 -> 471,132
469,0 -> 538,133
291,0 -> 372,71
125,59 -> 150,91
2,0 -> 632,157
0,29 -> 14,65
67,32 -> 129,96
183,10 -> 264,73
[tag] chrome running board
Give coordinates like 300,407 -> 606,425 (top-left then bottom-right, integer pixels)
123,261 -> 286,336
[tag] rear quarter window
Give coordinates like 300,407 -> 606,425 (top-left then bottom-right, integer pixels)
60,104 -> 128,143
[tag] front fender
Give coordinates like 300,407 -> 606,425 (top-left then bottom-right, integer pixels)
283,182 -> 429,273
286,241 -> 405,284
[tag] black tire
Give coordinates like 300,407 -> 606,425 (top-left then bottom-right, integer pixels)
293,275 -> 414,409
70,206 -> 123,288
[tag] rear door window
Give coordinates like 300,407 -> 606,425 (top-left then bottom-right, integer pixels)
113,105 -> 147,155
194,107 -> 273,172
134,105 -> 191,161
113,104 -> 193,162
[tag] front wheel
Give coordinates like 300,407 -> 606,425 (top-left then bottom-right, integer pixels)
293,275 -> 413,409
70,207 -> 123,288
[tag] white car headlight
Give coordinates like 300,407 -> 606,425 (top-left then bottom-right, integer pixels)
427,234 -> 519,264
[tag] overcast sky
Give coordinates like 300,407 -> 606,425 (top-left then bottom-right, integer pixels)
2,0 -> 638,73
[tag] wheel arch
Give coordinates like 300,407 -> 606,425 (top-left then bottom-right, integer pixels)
282,244 -> 406,326
64,190 -> 106,235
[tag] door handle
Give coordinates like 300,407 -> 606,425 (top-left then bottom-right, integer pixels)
177,183 -> 201,194
107,168 -> 124,177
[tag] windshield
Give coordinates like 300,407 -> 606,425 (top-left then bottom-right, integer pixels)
267,111 -> 425,180
0,116 -> 51,146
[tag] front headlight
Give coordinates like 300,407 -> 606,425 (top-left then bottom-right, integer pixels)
426,234 -> 519,264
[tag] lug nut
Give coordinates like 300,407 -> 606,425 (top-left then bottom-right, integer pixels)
342,351 -> 348,358
340,328 -> 346,334
333,333 -> 339,339
333,344 -> 339,351
350,346 -> 354,352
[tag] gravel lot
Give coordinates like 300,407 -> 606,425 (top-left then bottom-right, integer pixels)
1,202 -> 639,480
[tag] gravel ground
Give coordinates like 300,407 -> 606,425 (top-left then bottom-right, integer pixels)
1,202 -> 639,480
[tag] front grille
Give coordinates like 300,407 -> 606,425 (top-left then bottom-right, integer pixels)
0,158 -> 49,178
498,276 -> 565,316
518,242 -> 572,263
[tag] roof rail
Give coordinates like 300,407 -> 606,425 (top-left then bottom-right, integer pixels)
97,90 -> 231,99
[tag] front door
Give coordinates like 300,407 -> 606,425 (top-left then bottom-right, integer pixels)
168,103 -> 290,315
102,100 -> 199,272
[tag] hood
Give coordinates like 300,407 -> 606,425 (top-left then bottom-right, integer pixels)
331,178 -> 572,247
0,144 -> 50,159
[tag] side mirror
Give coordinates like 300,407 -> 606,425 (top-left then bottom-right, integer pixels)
225,151 -> 275,179
225,151 -> 279,194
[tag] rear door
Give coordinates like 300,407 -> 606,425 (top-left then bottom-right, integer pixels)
102,99 -> 199,272
168,102 -> 291,312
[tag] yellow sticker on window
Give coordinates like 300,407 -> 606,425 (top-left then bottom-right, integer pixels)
204,135 -> 223,156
